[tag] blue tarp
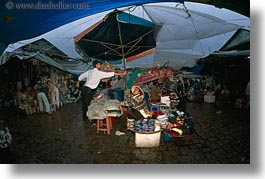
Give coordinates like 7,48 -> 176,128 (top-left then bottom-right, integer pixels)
117,11 -> 154,27
188,63 -> 204,74
0,43 -> 6,54
0,0 -> 182,45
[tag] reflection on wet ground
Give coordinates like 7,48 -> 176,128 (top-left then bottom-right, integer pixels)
0,100 -> 250,164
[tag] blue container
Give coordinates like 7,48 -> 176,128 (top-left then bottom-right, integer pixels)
108,88 -> 124,101
163,132 -> 172,142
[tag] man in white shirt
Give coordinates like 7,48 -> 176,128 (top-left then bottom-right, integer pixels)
76,60 -> 127,121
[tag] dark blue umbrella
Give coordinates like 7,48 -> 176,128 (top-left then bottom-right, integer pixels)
75,10 -> 156,69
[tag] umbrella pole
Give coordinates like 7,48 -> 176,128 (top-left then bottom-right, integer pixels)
122,56 -> 126,71
117,21 -> 126,70
118,21 -> 128,90
123,56 -> 128,91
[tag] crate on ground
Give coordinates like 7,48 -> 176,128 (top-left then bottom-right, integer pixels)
204,95 -> 215,103
135,130 -> 161,148
235,98 -> 246,109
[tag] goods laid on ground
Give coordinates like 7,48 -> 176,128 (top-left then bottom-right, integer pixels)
127,108 -> 194,147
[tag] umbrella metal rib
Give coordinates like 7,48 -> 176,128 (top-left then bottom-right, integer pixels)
79,29 -> 155,60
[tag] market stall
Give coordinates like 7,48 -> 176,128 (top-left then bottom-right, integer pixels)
12,59 -> 81,115
123,72 -> 195,147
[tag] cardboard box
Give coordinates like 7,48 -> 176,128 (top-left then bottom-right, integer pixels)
160,96 -> 170,106
204,95 -> 215,103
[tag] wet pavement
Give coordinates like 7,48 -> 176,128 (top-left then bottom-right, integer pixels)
0,100 -> 250,164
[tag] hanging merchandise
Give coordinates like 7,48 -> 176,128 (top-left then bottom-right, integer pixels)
150,68 -> 160,78
133,73 -> 158,85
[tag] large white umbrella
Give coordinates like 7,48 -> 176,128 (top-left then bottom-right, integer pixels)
116,2 -> 247,69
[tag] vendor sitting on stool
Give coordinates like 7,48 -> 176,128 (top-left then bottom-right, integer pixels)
124,85 -> 153,120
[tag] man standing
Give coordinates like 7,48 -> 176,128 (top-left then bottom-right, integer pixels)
76,60 -> 127,121
176,74 -> 188,112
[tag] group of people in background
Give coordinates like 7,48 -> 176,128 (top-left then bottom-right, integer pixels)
15,79 -> 60,115
149,74 -> 188,112
11,59 -> 248,120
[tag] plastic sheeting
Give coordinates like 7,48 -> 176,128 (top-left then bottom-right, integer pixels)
86,99 -> 121,120
1,49 -> 90,75
0,0 -> 183,45
115,2 -> 249,69
1,2 -> 249,71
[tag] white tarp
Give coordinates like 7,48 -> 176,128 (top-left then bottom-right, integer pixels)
114,2 -> 249,69
2,49 -> 90,74
125,3 -> 242,69
144,5 -> 240,41
212,50 -> 250,57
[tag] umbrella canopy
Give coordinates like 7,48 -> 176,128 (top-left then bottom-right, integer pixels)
75,10 -> 156,68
